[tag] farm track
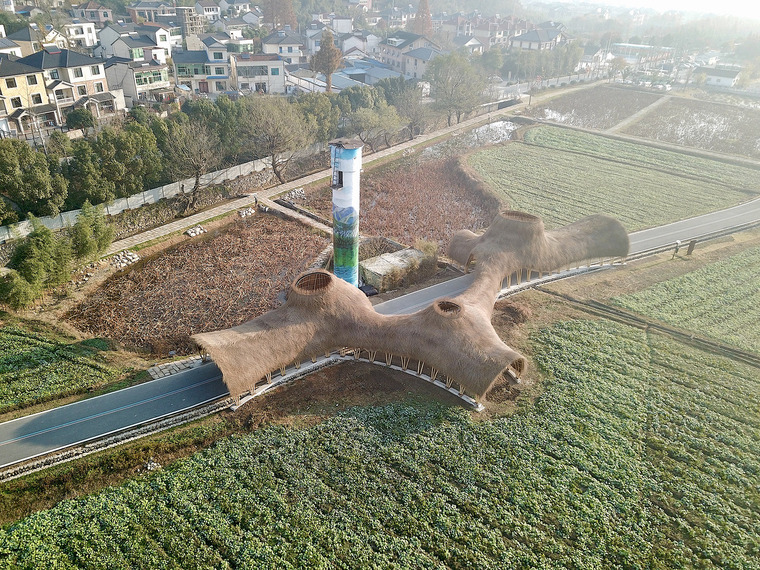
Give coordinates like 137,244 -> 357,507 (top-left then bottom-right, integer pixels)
536,288 -> 760,370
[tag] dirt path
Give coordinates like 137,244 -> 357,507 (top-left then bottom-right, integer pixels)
605,94 -> 671,133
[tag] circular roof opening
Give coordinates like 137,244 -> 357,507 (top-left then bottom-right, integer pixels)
294,271 -> 332,293
435,300 -> 462,316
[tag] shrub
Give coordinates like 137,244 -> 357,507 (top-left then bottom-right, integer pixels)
71,200 -> 114,262
1,218 -> 72,308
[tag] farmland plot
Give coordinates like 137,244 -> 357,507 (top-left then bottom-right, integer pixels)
622,98 -> 760,158
299,157 -> 501,251
524,126 -> 760,191
0,325 -> 118,413
2,319 -> 758,568
468,130 -> 758,230
613,245 -> 760,354
526,85 -> 663,129
65,215 -> 329,355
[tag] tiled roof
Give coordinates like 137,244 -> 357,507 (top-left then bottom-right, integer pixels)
18,49 -> 104,70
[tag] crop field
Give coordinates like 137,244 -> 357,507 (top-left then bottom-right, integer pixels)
526,85 -> 663,129
298,157 -> 501,250
2,318 -> 757,568
0,324 -> 118,413
468,127 -> 759,230
65,215 -> 329,355
613,244 -> 760,354
622,97 -> 760,158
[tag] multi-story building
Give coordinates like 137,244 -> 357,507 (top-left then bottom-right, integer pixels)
105,56 -> 171,106
379,31 -> 440,75
173,37 -> 230,94
126,1 -> 176,23
261,28 -> 305,64
18,48 -> 109,111
0,54 -> 54,135
195,0 -> 221,21
71,1 -> 114,28
176,5 -> 205,38
229,52 -> 284,93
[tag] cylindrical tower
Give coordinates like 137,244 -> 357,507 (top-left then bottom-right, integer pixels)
329,138 -> 363,287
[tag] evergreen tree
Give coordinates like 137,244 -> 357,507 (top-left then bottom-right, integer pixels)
311,30 -> 343,93
71,200 -> 114,262
412,0 -> 433,37
0,139 -> 67,217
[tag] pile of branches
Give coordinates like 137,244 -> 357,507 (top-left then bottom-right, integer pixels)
65,216 -> 329,355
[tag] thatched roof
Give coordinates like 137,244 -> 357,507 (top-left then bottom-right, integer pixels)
192,210 -> 629,402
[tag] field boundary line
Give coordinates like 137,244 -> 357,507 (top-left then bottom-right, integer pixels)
536,289 -> 760,369
605,95 -> 671,133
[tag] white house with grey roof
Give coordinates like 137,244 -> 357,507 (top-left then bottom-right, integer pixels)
262,29 -> 306,64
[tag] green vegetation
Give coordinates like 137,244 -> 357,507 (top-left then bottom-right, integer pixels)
524,126 -> 760,191
0,322 -> 119,414
468,127 -> 758,230
0,206 -> 114,309
2,319 -> 757,568
613,245 -> 760,354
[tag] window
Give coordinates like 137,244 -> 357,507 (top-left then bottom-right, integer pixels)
74,68 -> 84,78
95,82 -> 104,93
270,67 -> 279,75
103,11 -> 108,17
215,67 -> 225,75
5,78 -> 16,89
91,65 -> 101,75
287,46 -> 293,53
78,85 -> 87,96
27,75 -> 37,85
215,81 -> 225,91
50,69 -> 60,80
159,34 -> 167,42
279,46 -> 283,53
31,93 -> 42,104
89,11 -> 96,17
11,97 -> 22,108
213,51 -> 223,60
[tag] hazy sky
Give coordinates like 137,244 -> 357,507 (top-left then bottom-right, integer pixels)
594,0 -> 760,20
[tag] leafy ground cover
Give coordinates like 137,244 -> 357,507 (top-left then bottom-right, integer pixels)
612,244 -> 760,354
622,97 -> 760,158
0,321 -> 119,414
298,156 -> 501,251
64,214 -> 329,356
468,128 -> 758,230
2,318 -> 757,568
525,85 -> 663,129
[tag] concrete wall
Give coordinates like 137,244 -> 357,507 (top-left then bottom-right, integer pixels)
0,158 -> 270,243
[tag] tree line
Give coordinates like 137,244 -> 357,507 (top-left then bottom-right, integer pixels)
0,49 -> 526,226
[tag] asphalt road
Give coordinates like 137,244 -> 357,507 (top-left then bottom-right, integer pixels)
0,363 -> 225,469
2,197 -> 759,469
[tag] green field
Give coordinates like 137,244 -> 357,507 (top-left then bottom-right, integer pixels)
2,319 -> 757,568
0,323 -> 119,414
613,245 -> 760,354
468,126 -> 759,230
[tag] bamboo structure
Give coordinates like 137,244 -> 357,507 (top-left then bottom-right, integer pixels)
192,210 -> 629,402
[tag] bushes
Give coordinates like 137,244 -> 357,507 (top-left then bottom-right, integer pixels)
71,201 -> 114,262
0,205 -> 113,309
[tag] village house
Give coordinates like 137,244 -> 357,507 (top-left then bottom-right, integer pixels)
229,52 -> 285,93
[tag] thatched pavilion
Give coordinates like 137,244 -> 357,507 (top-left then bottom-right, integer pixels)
193,210 -> 629,403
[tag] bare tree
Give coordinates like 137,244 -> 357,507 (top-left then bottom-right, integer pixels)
164,122 -> 223,214
239,96 -> 313,183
